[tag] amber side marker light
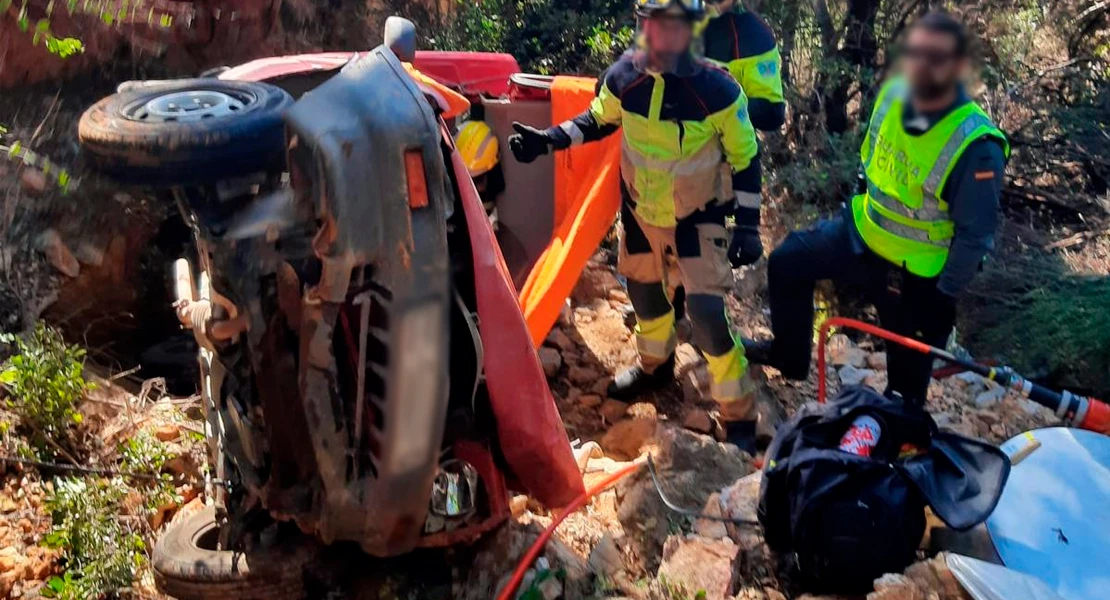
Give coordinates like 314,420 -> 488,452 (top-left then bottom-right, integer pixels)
405,149 -> 429,209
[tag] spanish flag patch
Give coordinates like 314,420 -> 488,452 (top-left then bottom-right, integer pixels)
974,170 -> 997,181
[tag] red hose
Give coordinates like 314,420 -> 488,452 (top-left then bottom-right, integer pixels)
495,461 -> 642,600
817,317 -> 933,404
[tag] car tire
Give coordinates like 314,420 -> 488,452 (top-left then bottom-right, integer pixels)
153,506 -> 318,600
79,79 -> 293,185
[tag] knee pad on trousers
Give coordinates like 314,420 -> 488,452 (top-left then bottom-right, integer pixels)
686,293 -> 735,356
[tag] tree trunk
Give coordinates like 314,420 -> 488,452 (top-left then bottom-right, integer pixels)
817,0 -> 880,134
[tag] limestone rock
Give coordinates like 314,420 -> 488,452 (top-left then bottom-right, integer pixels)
657,535 -> 739,600
538,347 -> 563,378
828,334 -> 867,368
683,408 -> 715,434
867,574 -> 923,600
154,423 -> 181,441
600,399 -> 629,422
510,495 -> 529,517
974,385 -> 1005,407
693,492 -> 728,540
839,365 -> 876,386
627,402 -> 658,421
37,229 -> 80,278
568,365 -> 600,386
588,533 -> 624,578
903,555 -> 968,600
578,393 -> 603,409
601,419 -> 657,460
719,472 -> 763,551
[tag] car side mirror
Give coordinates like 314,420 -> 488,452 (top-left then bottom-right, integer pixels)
384,16 -> 417,63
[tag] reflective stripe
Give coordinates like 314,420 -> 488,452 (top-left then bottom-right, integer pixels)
638,334 -> 677,360
636,310 -> 677,361
621,139 -> 723,177
712,378 -> 749,403
864,80 -> 905,168
923,112 -> 993,197
703,344 -> 753,403
560,121 -> 585,146
865,201 -> 951,246
735,191 -> 761,209
866,178 -> 946,222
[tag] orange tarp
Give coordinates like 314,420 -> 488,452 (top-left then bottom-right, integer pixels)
404,63 -> 471,120
519,76 -> 622,346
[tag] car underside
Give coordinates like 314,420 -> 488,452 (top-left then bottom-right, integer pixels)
78,21 -> 584,598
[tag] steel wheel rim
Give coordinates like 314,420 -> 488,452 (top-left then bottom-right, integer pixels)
125,89 -> 251,123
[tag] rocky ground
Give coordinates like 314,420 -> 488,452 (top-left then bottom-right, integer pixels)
0,239 -> 1065,600
0,370 -> 207,599
461,256 -> 1057,600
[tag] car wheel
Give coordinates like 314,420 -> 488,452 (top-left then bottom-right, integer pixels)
153,506 -> 318,600
79,79 -> 293,185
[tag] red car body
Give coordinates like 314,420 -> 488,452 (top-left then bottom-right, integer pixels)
220,50 -> 583,525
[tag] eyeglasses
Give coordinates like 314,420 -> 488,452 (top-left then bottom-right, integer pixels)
901,46 -> 958,67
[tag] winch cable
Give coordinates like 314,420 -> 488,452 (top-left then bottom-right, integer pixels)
645,454 -> 760,526
816,317 -> 1110,435
497,452 -> 769,600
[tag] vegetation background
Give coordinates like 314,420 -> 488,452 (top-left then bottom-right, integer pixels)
1,0 -> 1109,386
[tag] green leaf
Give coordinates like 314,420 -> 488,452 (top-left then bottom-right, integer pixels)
0,367 -> 17,384
36,18 -> 51,32
71,412 -> 82,424
46,572 -> 65,590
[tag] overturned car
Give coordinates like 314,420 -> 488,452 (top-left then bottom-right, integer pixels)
78,19 -> 583,599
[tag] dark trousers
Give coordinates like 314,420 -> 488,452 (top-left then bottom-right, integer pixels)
767,212 -> 957,404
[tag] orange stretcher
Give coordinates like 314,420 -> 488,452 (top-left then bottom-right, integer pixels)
517,76 -> 622,346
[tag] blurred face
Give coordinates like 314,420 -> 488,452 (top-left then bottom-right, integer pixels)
643,15 -> 694,62
902,27 -> 968,102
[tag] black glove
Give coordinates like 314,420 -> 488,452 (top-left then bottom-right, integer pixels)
508,122 -> 553,164
729,206 -> 763,267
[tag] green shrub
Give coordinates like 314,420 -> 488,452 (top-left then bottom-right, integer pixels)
42,477 -> 145,600
964,264 -> 1110,394
428,0 -> 634,75
120,430 -> 177,512
0,323 -> 92,453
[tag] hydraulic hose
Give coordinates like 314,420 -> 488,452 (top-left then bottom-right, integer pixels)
496,461 -> 642,600
816,317 -> 1110,435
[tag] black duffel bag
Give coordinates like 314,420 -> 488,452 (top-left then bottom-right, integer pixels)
758,385 -> 1010,593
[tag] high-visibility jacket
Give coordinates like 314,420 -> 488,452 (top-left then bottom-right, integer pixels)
586,53 -> 760,228
700,7 -> 784,107
851,78 -> 1009,277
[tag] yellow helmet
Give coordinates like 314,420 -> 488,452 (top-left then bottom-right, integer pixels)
456,121 -> 500,177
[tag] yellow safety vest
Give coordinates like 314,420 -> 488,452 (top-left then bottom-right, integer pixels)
851,78 -> 1009,277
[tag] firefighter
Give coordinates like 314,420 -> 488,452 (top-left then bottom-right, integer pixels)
746,12 -> 1009,405
700,0 -> 785,131
456,120 -> 505,225
509,0 -> 765,452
